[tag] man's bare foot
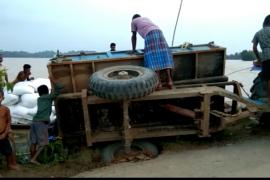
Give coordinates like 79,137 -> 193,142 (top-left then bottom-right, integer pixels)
167,81 -> 173,89
30,160 -> 41,165
156,83 -> 163,91
8,164 -> 21,171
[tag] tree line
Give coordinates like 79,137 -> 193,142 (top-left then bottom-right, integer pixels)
0,50 -> 95,58
226,50 -> 258,61
0,50 -> 56,58
0,49 -> 259,60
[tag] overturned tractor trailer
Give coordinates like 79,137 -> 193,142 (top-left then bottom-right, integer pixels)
47,42 -> 259,161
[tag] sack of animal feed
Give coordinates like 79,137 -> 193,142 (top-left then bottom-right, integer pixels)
19,93 -> 39,108
10,104 -> 34,121
31,78 -> 51,92
2,91 -> 19,106
12,81 -> 35,96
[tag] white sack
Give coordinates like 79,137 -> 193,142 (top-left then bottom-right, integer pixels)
19,93 -> 39,108
52,106 -> 55,114
31,78 -> 51,92
11,117 -> 32,125
12,81 -> 35,96
26,106 -> 38,116
50,113 -> 56,124
2,92 -> 19,106
10,104 -> 34,121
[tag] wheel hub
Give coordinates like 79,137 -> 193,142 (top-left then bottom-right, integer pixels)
118,71 -> 129,79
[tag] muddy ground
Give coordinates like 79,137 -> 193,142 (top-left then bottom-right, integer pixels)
1,118 -> 270,178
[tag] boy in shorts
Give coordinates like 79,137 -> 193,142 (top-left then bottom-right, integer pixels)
0,88 -> 20,171
29,76 -> 63,165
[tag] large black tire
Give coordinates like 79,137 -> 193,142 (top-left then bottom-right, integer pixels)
101,141 -> 159,163
90,65 -> 159,101
250,72 -> 268,100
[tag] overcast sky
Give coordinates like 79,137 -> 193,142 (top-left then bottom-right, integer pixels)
0,0 -> 269,54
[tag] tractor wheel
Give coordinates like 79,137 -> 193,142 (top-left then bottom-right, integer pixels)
89,65 -> 159,101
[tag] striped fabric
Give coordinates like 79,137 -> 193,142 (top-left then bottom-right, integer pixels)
144,29 -> 174,71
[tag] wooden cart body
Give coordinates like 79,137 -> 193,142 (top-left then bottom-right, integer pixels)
47,43 -> 259,147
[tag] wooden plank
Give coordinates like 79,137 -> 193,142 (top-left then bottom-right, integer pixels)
123,101 -> 132,153
86,87 -> 214,105
58,92 -> 82,99
81,89 -> 92,146
57,82 -> 238,101
91,131 -> 122,143
173,76 -> 228,86
224,111 -> 251,125
92,61 -> 96,73
211,87 -> 258,112
231,82 -> 242,114
91,126 -> 197,143
54,99 -> 63,138
222,48 -> 226,76
200,94 -> 211,137
195,53 -> 199,79
130,128 -> 197,139
69,64 -> 77,92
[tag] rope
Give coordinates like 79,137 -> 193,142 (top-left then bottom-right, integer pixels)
171,0 -> 184,47
241,85 -> 251,98
225,66 -> 252,76
225,66 -> 255,97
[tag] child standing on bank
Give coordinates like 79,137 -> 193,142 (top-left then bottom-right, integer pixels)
0,88 -> 20,171
29,76 -> 63,165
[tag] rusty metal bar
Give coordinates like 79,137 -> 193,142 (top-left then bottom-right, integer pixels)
160,104 -> 196,119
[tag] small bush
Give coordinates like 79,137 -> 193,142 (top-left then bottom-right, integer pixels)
37,137 -> 68,165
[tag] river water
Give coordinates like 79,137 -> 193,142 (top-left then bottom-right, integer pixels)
2,58 -> 259,97
2,57 -> 50,81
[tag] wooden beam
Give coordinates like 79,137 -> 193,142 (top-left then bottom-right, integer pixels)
69,64 -> 77,92
195,53 -> 199,79
81,89 -> 92,146
123,100 -> 132,153
200,94 -> 211,137
231,82 -> 241,114
54,99 -> 63,138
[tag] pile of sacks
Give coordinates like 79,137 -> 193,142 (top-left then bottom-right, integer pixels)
2,78 -> 56,125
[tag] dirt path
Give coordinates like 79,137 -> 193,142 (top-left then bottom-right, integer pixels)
74,135 -> 270,177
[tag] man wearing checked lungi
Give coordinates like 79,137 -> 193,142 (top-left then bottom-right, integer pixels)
131,14 -> 174,90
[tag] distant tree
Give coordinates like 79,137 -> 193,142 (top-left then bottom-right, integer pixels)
227,50 -> 258,61
240,50 -> 256,61
0,51 -> 56,58
0,50 -> 98,58
227,52 -> 241,60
